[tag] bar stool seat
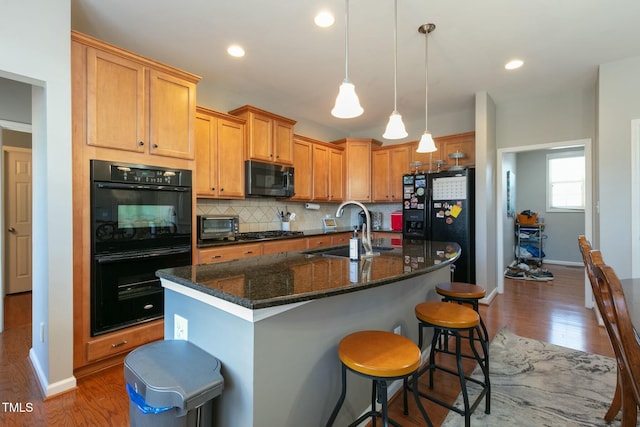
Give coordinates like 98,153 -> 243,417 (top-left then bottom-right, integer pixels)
406,301 -> 490,427
326,330 -> 433,427
436,282 -> 490,364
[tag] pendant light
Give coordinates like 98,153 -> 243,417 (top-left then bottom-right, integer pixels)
331,0 -> 363,119
416,23 -> 437,154
382,0 -> 407,139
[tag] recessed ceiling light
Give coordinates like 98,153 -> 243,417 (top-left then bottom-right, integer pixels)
314,11 -> 335,27
505,59 -> 524,70
227,45 -> 245,58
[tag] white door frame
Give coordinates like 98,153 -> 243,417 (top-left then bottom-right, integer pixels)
0,119 -> 32,332
495,138 -> 593,307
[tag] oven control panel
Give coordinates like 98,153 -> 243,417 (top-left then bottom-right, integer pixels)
91,160 -> 191,187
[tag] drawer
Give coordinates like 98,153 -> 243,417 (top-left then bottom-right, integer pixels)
263,238 -> 307,255
198,243 -> 263,264
307,236 -> 333,248
86,320 -> 163,362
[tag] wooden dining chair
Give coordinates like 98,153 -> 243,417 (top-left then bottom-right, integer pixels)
577,236 -> 623,422
590,253 -> 640,427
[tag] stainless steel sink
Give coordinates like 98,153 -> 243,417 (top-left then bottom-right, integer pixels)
304,245 -> 394,259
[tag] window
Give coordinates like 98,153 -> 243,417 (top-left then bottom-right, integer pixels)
546,150 -> 585,212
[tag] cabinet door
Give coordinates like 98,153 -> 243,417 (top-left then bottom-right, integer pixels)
372,150 -> 390,202
329,148 -> 344,201
346,141 -> 372,201
273,120 -> 293,164
86,47 -> 146,152
216,118 -> 245,198
195,113 -> 215,196
148,69 -> 196,159
444,137 -> 475,169
312,144 -> 330,201
247,112 -> 273,162
389,146 -> 410,201
291,138 -> 313,201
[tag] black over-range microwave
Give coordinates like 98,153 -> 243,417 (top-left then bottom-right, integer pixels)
245,160 -> 294,197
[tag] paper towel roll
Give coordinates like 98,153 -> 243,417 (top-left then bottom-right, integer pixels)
305,203 -> 320,210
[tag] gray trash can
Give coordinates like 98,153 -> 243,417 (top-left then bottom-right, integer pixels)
124,340 -> 224,427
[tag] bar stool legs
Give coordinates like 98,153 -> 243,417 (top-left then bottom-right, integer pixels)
405,302 -> 491,427
325,330 -> 433,427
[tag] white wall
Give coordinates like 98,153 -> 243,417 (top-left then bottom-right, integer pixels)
0,0 -> 75,396
475,92 -> 497,294
598,55 -> 640,278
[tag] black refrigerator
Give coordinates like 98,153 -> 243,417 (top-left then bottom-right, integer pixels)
402,168 -> 476,283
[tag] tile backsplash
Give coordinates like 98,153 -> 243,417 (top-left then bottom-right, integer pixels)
196,199 -> 402,233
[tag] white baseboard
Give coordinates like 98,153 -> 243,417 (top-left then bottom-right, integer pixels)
29,348 -> 77,397
542,259 -> 583,267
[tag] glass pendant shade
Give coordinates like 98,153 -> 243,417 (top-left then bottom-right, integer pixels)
383,111 -> 408,139
331,80 -> 363,118
416,131 -> 436,152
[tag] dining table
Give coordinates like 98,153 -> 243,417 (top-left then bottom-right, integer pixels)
620,278 -> 640,326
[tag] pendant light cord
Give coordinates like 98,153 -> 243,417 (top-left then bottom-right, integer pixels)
344,0 -> 350,80
393,0 -> 398,111
424,23 -> 428,128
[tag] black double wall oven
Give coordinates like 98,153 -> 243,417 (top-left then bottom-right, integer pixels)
90,160 -> 192,336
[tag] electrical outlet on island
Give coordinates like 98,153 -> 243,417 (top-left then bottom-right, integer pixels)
174,314 -> 188,340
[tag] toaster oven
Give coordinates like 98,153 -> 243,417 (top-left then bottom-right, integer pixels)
197,215 -> 239,242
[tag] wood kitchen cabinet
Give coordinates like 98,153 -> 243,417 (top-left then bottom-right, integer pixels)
411,132 -> 475,172
291,134 -> 344,202
332,138 -> 382,202
71,31 -> 199,378
229,105 -> 296,165
442,131 -> 475,169
372,144 -> 411,202
75,31 -> 199,160
195,107 -> 245,199
290,136 -> 313,201
312,142 -> 345,202
198,243 -> 263,264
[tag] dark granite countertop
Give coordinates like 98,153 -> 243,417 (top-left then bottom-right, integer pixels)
157,239 -> 460,310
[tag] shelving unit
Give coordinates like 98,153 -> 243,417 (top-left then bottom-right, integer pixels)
515,223 -> 545,265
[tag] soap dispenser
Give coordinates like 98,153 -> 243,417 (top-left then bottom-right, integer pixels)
349,227 -> 360,261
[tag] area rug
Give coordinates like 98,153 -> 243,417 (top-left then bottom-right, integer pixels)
441,328 -> 623,427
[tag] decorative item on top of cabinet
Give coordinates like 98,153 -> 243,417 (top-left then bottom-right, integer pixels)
195,107 -> 246,199
72,31 -> 200,160
228,105 -> 297,165
332,138 -> 382,202
372,143 -> 411,202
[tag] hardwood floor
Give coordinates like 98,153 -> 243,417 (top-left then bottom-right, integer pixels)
0,264 -> 613,426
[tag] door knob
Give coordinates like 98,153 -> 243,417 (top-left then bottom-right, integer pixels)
8,227 -> 16,233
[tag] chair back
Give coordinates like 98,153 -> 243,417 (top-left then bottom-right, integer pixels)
591,260 -> 640,403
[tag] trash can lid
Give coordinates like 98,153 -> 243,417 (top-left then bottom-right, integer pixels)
124,340 -> 224,414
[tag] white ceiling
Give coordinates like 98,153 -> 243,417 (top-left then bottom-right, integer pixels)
71,0 -> 640,140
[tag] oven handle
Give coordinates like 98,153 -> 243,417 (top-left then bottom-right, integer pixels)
96,247 -> 191,263
95,182 -> 190,192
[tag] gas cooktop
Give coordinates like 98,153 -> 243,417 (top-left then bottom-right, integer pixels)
236,230 -> 305,241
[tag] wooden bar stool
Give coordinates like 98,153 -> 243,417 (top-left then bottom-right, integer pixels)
325,330 -> 433,427
435,282 -> 489,365
406,301 -> 490,427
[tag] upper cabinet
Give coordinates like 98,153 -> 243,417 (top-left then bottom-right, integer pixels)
291,135 -> 344,202
73,31 -> 200,160
332,138 -> 382,202
411,131 -> 475,172
229,105 -> 296,165
372,144 -> 411,202
195,107 -> 246,199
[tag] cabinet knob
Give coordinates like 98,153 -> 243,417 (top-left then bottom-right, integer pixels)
137,141 -> 144,147
220,188 -> 224,192
211,187 -> 215,191
152,144 -> 158,149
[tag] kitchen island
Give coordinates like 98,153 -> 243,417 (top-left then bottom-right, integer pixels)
157,239 -> 460,427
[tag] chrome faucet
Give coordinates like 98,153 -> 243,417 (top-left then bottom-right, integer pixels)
335,201 -> 377,258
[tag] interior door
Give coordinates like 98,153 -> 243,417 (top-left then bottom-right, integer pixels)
5,149 -> 32,294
